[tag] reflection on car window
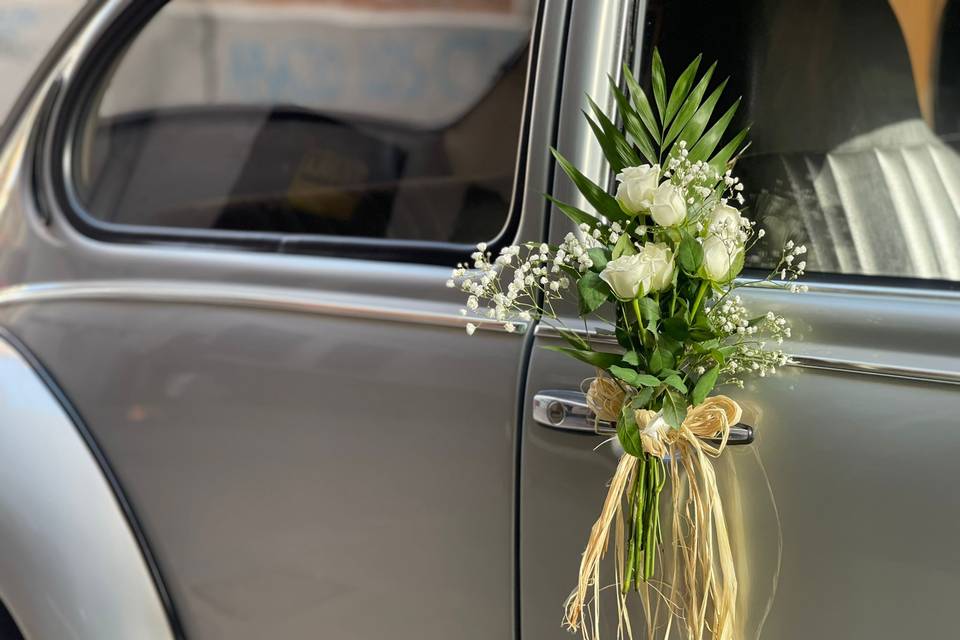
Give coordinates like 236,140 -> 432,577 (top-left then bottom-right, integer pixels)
642,0 -> 960,282
74,0 -> 533,245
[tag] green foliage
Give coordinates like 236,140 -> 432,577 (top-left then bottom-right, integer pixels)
661,388 -> 688,430
543,346 -> 622,369
649,345 -> 675,374
617,404 -> 644,457
692,366 -> 720,406
677,235 -> 704,275
578,271 -> 611,315
610,365 -> 661,387
587,247 -> 610,272
551,149 -> 628,223
612,232 -> 636,258
544,194 -> 598,230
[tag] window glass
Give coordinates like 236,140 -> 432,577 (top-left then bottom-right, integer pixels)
73,0 -> 533,245
642,0 -> 960,282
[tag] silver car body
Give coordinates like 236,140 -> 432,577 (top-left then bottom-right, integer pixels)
0,1 -> 958,639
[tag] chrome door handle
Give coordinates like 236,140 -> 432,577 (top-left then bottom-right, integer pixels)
532,390 -> 755,445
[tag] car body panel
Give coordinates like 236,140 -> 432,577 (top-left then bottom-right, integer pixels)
0,0 -> 566,638
0,333 -> 174,640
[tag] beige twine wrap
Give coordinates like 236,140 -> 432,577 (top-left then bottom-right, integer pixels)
566,383 -> 742,640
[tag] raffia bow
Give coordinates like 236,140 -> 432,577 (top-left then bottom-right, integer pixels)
566,390 -> 742,640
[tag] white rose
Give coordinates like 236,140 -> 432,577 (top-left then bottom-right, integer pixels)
637,242 -> 675,292
615,164 -> 660,215
709,203 -> 745,240
650,181 -> 687,227
599,242 -> 675,300
702,235 -> 742,282
599,254 -> 649,300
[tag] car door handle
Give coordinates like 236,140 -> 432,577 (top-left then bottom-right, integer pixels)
532,390 -> 755,445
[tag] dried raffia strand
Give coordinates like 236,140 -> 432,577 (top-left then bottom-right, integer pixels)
585,372 -> 628,423
564,395 -> 742,640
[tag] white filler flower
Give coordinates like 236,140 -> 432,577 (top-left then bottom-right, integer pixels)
708,203 -> 745,240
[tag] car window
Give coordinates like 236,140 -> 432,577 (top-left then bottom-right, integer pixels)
71,0 -> 534,246
641,0 -> 960,283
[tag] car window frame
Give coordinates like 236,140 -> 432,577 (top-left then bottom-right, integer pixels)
48,0 -> 543,266
631,0 -> 960,293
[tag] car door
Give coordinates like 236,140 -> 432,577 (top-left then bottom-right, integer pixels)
0,1 -> 567,638
522,0 -> 960,638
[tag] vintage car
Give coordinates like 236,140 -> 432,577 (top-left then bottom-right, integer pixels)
0,0 -> 959,638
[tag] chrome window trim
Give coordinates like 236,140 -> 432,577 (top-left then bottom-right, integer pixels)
533,324 -> 960,386
0,280 -> 527,334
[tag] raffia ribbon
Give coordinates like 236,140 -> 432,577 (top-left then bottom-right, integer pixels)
565,389 -> 743,640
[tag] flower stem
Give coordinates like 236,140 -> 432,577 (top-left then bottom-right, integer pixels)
689,281 -> 710,320
631,298 -> 647,346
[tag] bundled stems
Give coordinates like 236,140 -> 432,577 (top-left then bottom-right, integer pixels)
622,453 -> 665,593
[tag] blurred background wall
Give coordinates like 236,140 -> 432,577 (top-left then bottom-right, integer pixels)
0,0 -> 82,120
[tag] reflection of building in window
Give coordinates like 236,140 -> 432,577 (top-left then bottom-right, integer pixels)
102,0 -> 533,128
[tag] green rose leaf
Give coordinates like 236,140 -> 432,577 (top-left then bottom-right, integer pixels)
610,365 -> 660,387
617,404 -> 644,457
543,346 -> 622,369
649,345 -> 675,373
661,314 -> 689,341
578,271 -> 610,316
692,365 -> 720,406
622,350 -> 641,366
636,297 -> 660,332
662,388 -> 688,430
660,374 -> 688,394
612,232 -> 636,259
630,386 -> 655,409
678,235 -> 704,274
587,247 -> 610,272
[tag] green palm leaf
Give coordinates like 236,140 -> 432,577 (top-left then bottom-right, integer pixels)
663,54 -> 703,129
708,127 -> 751,175
651,48 -> 667,123
688,97 -> 741,163
608,78 -> 658,164
621,64 -> 661,145
544,194 -> 599,230
662,62 -> 717,148
585,97 -> 641,172
673,77 -> 729,154
550,148 -> 630,224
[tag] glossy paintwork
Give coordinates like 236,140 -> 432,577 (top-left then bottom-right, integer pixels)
0,0 -> 566,638
0,335 -> 173,640
0,300 -> 523,639
519,2 -> 960,639
1,0 -> 958,638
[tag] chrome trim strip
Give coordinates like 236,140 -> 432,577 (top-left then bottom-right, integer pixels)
0,281 -> 527,334
533,324 -> 960,386
788,355 -> 960,386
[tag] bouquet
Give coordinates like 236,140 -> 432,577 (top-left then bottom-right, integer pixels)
449,50 -> 804,639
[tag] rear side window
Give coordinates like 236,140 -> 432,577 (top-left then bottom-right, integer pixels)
641,0 -> 960,284
70,0 -> 533,246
